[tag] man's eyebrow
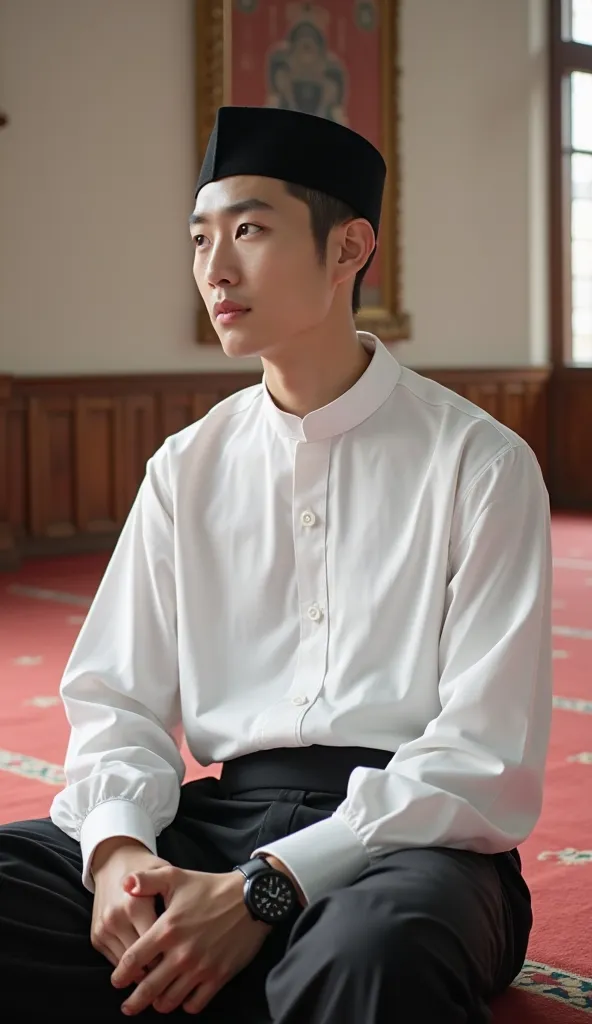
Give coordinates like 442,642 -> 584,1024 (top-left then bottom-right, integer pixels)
189,198 -> 275,228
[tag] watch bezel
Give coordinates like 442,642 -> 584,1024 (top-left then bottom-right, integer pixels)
234,857 -> 299,925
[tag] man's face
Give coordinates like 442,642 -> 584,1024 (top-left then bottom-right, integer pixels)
190,175 -> 335,359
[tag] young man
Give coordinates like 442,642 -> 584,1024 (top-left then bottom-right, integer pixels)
0,106 -> 552,1022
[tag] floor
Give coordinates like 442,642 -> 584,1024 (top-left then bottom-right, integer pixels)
1,513 -> 591,1020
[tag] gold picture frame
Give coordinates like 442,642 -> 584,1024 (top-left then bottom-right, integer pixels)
195,0 -> 410,345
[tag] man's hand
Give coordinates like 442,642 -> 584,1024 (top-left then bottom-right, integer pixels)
110,865 -> 270,1016
90,838 -> 171,977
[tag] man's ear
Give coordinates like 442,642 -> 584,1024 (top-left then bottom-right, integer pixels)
334,218 -> 376,285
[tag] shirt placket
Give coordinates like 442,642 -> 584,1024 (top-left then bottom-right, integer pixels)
288,438 -> 331,743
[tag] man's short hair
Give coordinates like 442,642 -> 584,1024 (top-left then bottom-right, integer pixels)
285,182 -> 375,314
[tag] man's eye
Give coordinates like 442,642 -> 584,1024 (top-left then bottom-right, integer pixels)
236,223 -> 262,238
193,234 -> 206,247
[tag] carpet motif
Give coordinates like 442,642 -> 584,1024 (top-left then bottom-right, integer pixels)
515,961 -> 592,1013
1,514 -> 591,1021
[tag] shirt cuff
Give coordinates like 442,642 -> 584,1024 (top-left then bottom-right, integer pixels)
80,800 -> 157,892
253,812 -> 370,905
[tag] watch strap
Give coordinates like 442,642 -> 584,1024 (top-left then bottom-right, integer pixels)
234,855 -> 272,881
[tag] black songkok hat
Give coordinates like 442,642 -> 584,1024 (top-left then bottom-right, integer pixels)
195,106 -> 386,236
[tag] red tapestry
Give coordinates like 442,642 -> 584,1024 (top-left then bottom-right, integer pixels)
230,1 -> 382,293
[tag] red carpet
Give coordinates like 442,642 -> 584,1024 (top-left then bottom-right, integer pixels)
1,514 -> 591,1018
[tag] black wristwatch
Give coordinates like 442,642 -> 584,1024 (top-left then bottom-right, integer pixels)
233,855 -> 299,925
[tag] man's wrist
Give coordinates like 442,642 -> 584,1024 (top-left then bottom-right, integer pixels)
91,836 -> 151,879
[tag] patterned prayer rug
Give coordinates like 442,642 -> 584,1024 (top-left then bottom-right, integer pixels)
1,513 -> 591,1019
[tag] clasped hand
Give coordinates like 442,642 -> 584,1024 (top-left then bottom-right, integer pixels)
110,865 -> 270,1016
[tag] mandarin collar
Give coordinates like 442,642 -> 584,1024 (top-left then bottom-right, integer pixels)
261,333 -> 401,442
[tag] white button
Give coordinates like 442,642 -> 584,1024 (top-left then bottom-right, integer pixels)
307,603 -> 323,622
292,695 -> 309,706
301,510 -> 316,527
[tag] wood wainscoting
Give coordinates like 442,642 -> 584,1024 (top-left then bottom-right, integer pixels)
0,366 -> 551,568
550,367 -> 592,510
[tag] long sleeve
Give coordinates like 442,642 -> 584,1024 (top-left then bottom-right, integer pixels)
50,446 -> 185,890
256,443 -> 553,904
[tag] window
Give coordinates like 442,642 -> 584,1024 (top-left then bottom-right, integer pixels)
551,0 -> 592,364
570,0 -> 592,42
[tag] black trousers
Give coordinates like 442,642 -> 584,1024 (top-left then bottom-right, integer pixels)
0,746 -> 532,1023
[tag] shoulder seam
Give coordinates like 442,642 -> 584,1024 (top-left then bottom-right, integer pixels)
448,444 -> 529,575
396,374 -> 519,448
457,441 -> 524,509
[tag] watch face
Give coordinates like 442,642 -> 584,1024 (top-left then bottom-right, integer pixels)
249,871 -> 296,923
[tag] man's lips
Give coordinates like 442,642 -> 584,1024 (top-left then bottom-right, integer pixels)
213,300 -> 251,324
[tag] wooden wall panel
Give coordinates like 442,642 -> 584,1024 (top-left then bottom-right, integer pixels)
464,383 -> 500,418
0,365 -> 555,567
0,376 -> 17,565
7,400 -> 27,540
551,369 -> 592,509
28,397 -> 77,538
121,395 -> 157,511
75,397 -> 125,533
161,393 -> 200,439
192,392 -> 223,422
161,391 -> 224,439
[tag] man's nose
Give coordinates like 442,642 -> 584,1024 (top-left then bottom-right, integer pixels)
205,242 -> 240,288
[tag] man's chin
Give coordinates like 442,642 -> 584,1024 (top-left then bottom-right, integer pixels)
215,326 -> 263,360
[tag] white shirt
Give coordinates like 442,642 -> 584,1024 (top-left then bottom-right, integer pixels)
50,334 -> 553,902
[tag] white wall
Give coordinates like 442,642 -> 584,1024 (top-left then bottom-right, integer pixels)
397,0 -> 549,368
0,0 -> 242,375
0,0 -> 549,375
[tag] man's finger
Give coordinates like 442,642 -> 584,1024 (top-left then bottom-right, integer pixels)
120,954 -> 185,1016
128,894 -> 158,937
183,978 -> 222,1016
111,922 -> 164,990
108,923 -> 148,985
116,923 -> 142,955
96,937 -> 125,969
124,866 -> 174,899
153,967 -> 204,1014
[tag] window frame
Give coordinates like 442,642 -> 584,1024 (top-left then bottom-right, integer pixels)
549,0 -> 592,366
